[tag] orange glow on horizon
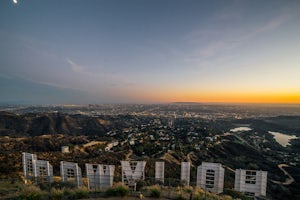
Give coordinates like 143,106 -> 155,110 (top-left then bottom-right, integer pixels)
124,88 -> 300,104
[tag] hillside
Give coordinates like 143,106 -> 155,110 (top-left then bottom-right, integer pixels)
0,111 -> 124,137
0,111 -> 300,199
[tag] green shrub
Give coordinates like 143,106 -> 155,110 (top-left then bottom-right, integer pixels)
150,189 -> 161,198
74,189 -> 88,199
136,180 -> 147,191
183,186 -> 193,193
176,194 -> 187,200
105,183 -> 129,197
221,195 -> 233,200
51,181 -> 76,189
149,185 -> 161,198
63,189 -> 73,196
63,189 -> 76,199
223,188 -> 252,200
88,190 -> 104,198
38,182 -> 51,191
15,185 -> 45,200
192,195 -> 205,200
17,192 -> 43,200
49,189 -> 64,200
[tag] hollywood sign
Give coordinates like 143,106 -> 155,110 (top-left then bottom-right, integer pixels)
22,152 -> 114,189
22,152 -> 267,197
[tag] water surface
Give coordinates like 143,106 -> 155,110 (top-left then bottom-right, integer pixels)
230,127 -> 252,132
268,131 -> 298,147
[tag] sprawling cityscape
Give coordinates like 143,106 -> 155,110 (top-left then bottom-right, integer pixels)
1,0 -> 300,199
1,103 -> 300,199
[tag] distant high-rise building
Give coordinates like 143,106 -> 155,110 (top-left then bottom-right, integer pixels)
22,152 -> 53,183
121,161 -> 146,187
86,163 -> 115,189
196,162 -> 224,194
181,162 -> 190,186
155,161 -> 165,183
234,169 -> 267,197
60,161 -> 82,187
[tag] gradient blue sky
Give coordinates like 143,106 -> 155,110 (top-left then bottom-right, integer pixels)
1,0 -> 300,104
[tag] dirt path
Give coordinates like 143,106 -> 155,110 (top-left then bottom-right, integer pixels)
125,149 -> 133,160
83,141 -> 105,148
160,151 -> 180,165
271,164 -> 295,185
223,165 -> 235,173
187,152 -> 192,163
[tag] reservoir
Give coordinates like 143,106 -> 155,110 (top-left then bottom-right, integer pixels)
230,127 -> 252,132
268,131 -> 298,147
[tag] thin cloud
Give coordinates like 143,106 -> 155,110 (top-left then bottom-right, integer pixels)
232,14 -> 290,43
14,74 -> 73,90
183,13 -> 291,63
65,58 -> 135,88
258,14 -> 290,32
66,58 -> 85,73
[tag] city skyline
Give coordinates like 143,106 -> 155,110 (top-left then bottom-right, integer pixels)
1,0 -> 300,104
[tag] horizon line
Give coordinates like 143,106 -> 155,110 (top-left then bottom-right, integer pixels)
1,101 -> 300,106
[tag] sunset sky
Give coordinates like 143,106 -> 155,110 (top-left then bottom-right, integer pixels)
1,0 -> 300,104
